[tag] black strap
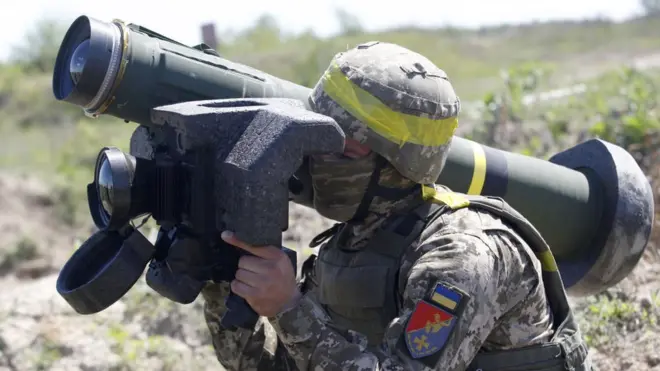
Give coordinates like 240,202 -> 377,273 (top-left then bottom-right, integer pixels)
349,156 -> 389,222
386,202 -> 448,314
299,253 -> 318,293
309,223 -> 343,248
349,156 -> 420,223
467,343 -> 567,371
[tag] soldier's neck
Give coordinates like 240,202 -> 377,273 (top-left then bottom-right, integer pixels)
342,189 -> 425,250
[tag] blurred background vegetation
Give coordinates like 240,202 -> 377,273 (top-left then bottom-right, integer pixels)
2,7 -> 659,230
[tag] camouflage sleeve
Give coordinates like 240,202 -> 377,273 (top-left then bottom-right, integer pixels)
268,231 -> 526,371
201,282 -> 297,371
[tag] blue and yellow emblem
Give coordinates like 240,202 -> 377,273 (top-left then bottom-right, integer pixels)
405,300 -> 456,358
403,281 -> 467,361
430,281 -> 464,311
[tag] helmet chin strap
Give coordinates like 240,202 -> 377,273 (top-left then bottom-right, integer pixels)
347,155 -> 421,224
307,155 -> 420,248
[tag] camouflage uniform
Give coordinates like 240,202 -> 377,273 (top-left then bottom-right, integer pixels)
202,42 -> 592,371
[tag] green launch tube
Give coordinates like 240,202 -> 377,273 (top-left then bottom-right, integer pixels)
434,136 -> 652,297
52,16 -> 312,124
437,136 -> 602,261
52,15 -> 654,297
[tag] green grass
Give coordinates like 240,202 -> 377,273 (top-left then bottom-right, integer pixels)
577,293 -> 660,348
217,16 -> 660,99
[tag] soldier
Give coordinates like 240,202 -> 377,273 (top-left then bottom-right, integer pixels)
201,41 -> 593,371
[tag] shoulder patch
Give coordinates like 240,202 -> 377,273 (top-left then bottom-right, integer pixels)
399,281 -> 470,367
404,300 -> 457,359
429,281 -> 467,313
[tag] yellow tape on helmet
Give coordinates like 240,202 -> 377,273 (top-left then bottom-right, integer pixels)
321,63 -> 458,147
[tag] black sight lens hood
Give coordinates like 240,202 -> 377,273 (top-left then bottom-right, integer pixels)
88,147 -> 136,231
53,15 -> 124,111
56,227 -> 155,314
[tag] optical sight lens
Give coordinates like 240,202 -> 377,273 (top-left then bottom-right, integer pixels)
98,158 -> 114,215
69,39 -> 90,85
89,147 -> 148,231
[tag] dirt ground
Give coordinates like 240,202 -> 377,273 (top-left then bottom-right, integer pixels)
0,171 -> 658,371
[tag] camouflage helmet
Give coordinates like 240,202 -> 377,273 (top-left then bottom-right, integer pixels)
309,41 -> 461,184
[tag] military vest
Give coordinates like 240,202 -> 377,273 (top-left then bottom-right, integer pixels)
303,189 -> 592,371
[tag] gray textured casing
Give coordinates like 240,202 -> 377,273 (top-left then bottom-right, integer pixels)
550,139 -> 655,296
129,98 -> 345,247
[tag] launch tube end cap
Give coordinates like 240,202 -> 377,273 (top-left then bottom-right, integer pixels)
550,138 -> 654,297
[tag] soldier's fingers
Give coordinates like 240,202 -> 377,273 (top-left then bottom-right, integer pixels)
231,279 -> 257,299
234,268 -> 262,288
221,231 -> 253,250
238,255 -> 272,274
221,231 -> 280,259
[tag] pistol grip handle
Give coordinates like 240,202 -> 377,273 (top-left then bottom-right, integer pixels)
220,246 -> 297,330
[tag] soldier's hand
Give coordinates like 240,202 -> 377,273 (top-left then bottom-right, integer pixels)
221,230 -> 302,317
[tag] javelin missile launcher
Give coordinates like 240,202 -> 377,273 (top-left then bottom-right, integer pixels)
52,15 -> 654,330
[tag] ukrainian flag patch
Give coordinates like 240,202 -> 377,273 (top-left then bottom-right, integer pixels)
398,281 -> 470,367
430,281 -> 466,313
